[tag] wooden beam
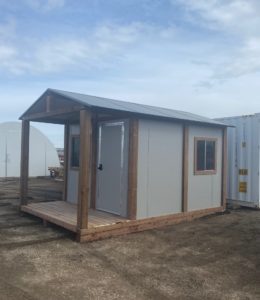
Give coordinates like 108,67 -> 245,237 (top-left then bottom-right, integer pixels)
221,127 -> 228,208
127,119 -> 139,220
20,120 -> 30,206
182,125 -> 189,212
90,115 -> 98,209
77,110 -> 92,232
79,206 -> 224,242
22,105 -> 84,121
63,123 -> 70,201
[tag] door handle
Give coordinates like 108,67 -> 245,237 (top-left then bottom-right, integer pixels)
98,163 -> 103,171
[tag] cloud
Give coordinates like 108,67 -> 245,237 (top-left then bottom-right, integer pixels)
25,0 -> 65,11
0,18 -> 18,70
175,0 -> 259,33
45,0 -> 65,10
1,1 -> 259,84
0,0 -> 65,12
0,45 -> 16,60
174,0 -> 260,81
212,37 -> 260,80
0,22 -> 177,75
0,18 -> 16,40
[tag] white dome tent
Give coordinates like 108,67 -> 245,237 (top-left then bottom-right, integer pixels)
0,122 -> 60,177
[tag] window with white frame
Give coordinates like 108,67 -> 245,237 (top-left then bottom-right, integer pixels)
194,138 -> 217,175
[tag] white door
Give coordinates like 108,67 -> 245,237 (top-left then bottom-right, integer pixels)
96,121 -> 128,217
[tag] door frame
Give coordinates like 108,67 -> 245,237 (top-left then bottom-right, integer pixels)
95,120 -> 129,217
90,117 -> 139,220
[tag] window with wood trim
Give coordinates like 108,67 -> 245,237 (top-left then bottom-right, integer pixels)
194,138 -> 217,175
70,136 -> 80,168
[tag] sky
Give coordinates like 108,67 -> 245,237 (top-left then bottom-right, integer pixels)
0,0 -> 260,147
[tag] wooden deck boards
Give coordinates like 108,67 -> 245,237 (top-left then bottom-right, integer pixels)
21,201 -> 224,243
21,201 -> 127,233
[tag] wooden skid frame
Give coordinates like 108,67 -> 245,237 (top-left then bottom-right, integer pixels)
78,206 -> 224,242
21,202 -> 224,242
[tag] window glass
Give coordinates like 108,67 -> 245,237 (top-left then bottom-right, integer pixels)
197,140 -> 205,171
195,138 -> 216,173
206,141 -> 215,170
71,136 -> 80,168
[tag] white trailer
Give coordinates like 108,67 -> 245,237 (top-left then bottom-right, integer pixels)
217,114 -> 260,208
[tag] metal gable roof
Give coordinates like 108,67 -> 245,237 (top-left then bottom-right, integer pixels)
46,88 -> 225,127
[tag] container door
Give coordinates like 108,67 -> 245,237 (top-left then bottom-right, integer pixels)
96,121 -> 128,217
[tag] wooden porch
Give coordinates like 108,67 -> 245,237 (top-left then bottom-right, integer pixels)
20,91 -> 139,242
21,200 -> 224,242
21,201 -> 128,233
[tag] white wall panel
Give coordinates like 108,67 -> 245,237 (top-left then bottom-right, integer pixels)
188,126 -> 222,211
137,120 -> 183,219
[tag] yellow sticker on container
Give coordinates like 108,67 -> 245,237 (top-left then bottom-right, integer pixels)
239,182 -> 247,193
239,169 -> 248,175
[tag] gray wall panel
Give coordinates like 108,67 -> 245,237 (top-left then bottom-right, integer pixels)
67,124 -> 80,204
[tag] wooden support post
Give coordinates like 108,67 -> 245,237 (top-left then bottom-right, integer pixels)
182,125 -> 189,212
127,119 -> 139,220
90,114 -> 98,209
77,110 -> 92,231
63,123 -> 70,201
20,120 -> 30,206
221,127 -> 227,209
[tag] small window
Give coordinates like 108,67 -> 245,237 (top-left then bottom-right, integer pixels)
195,138 -> 217,175
71,136 -> 80,168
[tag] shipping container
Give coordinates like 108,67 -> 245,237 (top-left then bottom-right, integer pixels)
217,114 -> 260,208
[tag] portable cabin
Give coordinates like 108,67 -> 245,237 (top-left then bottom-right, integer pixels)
20,89 -> 227,242
217,114 -> 260,209
0,121 -> 59,177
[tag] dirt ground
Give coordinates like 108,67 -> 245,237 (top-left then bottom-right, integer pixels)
0,178 -> 259,300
